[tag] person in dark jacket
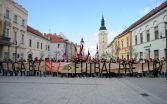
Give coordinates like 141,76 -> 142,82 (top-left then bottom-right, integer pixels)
0,59 -> 3,73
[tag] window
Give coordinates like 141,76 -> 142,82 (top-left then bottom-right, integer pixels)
140,33 -> 143,44
127,55 -> 129,59
165,22 -> 167,37
140,52 -> 143,59
29,39 -> 32,47
46,44 -> 47,50
4,52 -> 9,59
102,37 -> 104,43
22,19 -> 25,26
41,43 -> 42,49
118,41 -> 120,48
21,34 -> 24,44
126,38 -> 129,47
154,50 -> 159,59
20,53 -> 24,59
5,28 -> 9,37
58,44 -> 60,48
135,52 -> 138,59
146,30 -> 150,42
154,26 -> 159,40
37,42 -> 39,49
48,45 -> 50,51
165,22 -> 167,29
165,49 -> 167,60
13,53 -> 16,60
135,35 -> 137,45
5,9 -> 9,18
146,49 -> 150,59
13,31 -> 17,42
14,15 -> 17,23
121,40 -> 123,48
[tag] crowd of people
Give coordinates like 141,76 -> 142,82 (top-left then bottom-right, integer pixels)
0,56 -> 166,77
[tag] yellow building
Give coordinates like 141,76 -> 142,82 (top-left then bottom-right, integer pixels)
111,31 -> 132,59
111,36 -> 119,59
117,31 -> 132,59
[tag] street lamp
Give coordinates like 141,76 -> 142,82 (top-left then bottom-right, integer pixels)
14,40 -> 21,62
160,32 -> 167,82
54,51 -> 58,61
14,40 -> 17,62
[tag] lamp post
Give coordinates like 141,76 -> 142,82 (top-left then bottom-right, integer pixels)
14,41 -> 17,62
160,31 -> 167,82
54,51 -> 57,61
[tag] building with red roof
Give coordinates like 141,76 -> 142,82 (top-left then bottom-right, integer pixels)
109,0 -> 167,61
25,25 -> 51,60
44,33 -> 76,61
130,1 -> 167,60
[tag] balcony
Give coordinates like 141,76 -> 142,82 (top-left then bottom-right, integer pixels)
0,36 -> 11,45
3,36 -> 11,41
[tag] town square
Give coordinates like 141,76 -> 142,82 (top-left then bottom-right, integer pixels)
0,0 -> 167,104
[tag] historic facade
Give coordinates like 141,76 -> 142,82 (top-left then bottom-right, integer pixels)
45,33 -> 76,61
110,1 -> 167,61
131,1 -> 167,60
111,36 -> 119,59
117,31 -> 132,59
26,26 -> 51,60
98,16 -> 108,59
0,0 -> 28,60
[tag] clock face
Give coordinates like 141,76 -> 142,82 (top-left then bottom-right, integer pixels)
102,31 -> 105,34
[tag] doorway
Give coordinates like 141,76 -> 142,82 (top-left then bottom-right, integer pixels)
28,54 -> 32,60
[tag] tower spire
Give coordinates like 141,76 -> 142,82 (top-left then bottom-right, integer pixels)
80,37 -> 84,44
99,15 -> 107,30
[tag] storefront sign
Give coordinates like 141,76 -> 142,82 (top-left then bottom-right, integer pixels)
144,44 -> 151,48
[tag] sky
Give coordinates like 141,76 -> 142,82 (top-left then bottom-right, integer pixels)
15,0 -> 165,56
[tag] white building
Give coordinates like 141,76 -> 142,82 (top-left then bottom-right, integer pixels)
131,1 -> 167,60
98,16 -> 108,59
45,33 -> 75,61
25,26 -> 51,60
0,0 -> 76,61
0,0 -> 28,61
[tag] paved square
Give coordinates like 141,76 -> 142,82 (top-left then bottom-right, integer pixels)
0,77 -> 167,104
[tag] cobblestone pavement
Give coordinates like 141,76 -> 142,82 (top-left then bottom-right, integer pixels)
0,77 -> 167,104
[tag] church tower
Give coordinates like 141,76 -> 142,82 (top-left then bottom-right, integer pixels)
98,15 -> 108,59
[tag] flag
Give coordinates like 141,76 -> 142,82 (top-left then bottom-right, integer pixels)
61,52 -> 66,59
96,43 -> 98,54
79,44 -> 84,56
77,53 -> 80,58
80,44 -> 83,54
97,43 -> 98,50
88,49 -> 90,56
86,49 -> 90,61
75,51 -> 78,58
88,56 -> 92,62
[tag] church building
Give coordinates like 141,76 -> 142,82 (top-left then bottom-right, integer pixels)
98,16 -> 108,59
